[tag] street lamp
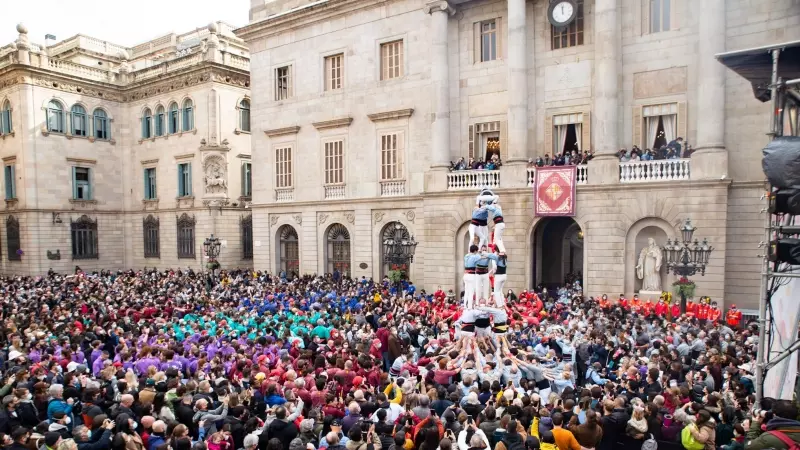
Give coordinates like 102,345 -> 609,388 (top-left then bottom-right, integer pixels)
663,218 -> 714,313
203,234 -> 221,272
382,222 -> 418,267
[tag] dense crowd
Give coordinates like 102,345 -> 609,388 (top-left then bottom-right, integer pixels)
0,269 -> 797,450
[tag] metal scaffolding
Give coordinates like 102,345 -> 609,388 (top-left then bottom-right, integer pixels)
717,40 -> 800,404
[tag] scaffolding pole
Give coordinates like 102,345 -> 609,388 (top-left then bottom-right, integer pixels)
755,48 -> 781,405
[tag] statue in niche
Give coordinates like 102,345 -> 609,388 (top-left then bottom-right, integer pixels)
203,155 -> 228,194
636,237 -> 663,292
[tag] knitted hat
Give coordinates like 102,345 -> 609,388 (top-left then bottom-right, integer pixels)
289,438 -> 305,450
44,432 -> 61,447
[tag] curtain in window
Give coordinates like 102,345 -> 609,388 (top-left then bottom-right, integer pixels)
662,114 -> 677,144
647,116 -> 660,149
556,125 -> 568,155
574,123 -> 582,151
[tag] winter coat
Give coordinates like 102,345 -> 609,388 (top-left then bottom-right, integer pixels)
744,417 -> 800,450
267,418 -> 299,450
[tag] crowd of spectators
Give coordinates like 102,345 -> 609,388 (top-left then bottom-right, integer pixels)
0,268 -> 796,450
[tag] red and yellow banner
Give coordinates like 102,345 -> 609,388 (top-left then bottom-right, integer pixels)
534,166 -> 577,217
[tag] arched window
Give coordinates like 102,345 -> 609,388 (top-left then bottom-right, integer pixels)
181,99 -> 194,132
154,105 -> 165,137
277,224 -> 299,275
93,109 -> 109,140
141,108 -> 152,139
326,223 -> 350,275
47,100 -> 65,133
71,215 -> 98,260
143,215 -> 160,258
70,105 -> 87,137
168,102 -> 179,134
239,99 -> 250,132
0,101 -> 11,135
6,215 -> 20,261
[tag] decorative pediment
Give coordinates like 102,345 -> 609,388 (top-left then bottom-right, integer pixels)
367,108 -> 414,122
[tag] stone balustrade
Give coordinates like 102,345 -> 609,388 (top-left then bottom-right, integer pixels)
619,159 -> 691,183
525,165 -> 588,188
447,170 -> 500,190
380,181 -> 406,197
324,185 -> 346,200
275,188 -> 294,202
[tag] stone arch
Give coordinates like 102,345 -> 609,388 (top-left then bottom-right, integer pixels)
528,217 -> 585,290
624,216 -> 676,296
324,223 -> 351,276
454,220 -> 472,293
378,221 -> 413,279
275,224 -> 300,276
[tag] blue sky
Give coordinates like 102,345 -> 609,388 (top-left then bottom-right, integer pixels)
0,0 -> 250,48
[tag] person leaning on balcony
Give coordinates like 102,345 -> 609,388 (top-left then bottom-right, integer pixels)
544,154 -> 552,166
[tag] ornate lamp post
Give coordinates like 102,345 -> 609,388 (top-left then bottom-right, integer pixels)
382,223 -> 418,282
663,219 -> 714,313
203,234 -> 222,274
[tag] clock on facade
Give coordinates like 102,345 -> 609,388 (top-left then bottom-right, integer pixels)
548,0 -> 578,28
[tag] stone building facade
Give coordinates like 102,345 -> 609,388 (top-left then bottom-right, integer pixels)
236,0 -> 800,310
0,22 -> 254,275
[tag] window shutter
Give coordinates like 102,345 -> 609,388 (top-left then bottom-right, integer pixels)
144,170 -> 149,199
642,0 -> 651,35
544,115 -> 553,156
677,101 -> 687,140
289,66 -> 294,98
5,167 -> 11,199
632,106 -> 642,148
241,163 -> 246,196
86,168 -> 93,200
178,165 -> 184,197
9,165 -> 15,199
187,163 -> 192,196
500,120 -> 509,162
496,17 -> 504,59
582,111 -> 591,153
71,167 -> 78,199
468,125 -> 474,159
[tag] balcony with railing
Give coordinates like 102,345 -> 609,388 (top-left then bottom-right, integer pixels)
619,159 -> 691,183
447,170 -> 500,190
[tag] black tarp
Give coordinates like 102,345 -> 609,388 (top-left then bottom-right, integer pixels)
716,40 -> 800,102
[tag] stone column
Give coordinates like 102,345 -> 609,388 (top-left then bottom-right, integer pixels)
589,0 -> 621,184
506,0 -> 528,165
425,1 -> 455,170
692,0 -> 727,179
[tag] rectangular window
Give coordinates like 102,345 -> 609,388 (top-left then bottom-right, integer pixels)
481,20 -> 497,62
380,40 -> 403,80
275,66 -> 292,101
649,0 -> 671,33
177,163 -> 192,197
144,168 -> 157,200
241,216 -> 253,260
324,140 -> 344,185
241,162 -> 252,197
72,167 -> 92,201
325,54 -> 344,91
275,147 -> 293,188
4,165 -> 15,200
380,132 -> 404,180
71,217 -> 99,260
552,0 -> 584,50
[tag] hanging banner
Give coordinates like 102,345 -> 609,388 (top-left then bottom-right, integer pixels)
534,166 -> 577,217
763,276 -> 800,400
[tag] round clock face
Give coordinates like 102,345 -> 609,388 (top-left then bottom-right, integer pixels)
552,1 -> 575,23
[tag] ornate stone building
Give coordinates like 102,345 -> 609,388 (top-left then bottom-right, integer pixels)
0,22 -> 253,275
236,0 -> 800,310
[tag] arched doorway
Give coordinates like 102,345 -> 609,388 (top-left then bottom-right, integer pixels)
380,221 -> 411,278
325,223 -> 351,275
276,224 -> 299,276
531,217 -> 583,290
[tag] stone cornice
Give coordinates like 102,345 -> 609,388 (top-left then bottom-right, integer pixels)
174,153 -> 196,160
66,157 -> 97,165
312,117 -> 353,130
236,0 -> 388,44
0,62 -> 250,104
140,158 -> 159,165
367,108 -> 414,122
423,0 -> 455,15
264,125 -> 301,137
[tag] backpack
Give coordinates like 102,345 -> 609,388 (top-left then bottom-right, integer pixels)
501,437 -> 525,450
641,433 -> 658,450
768,430 -> 800,450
